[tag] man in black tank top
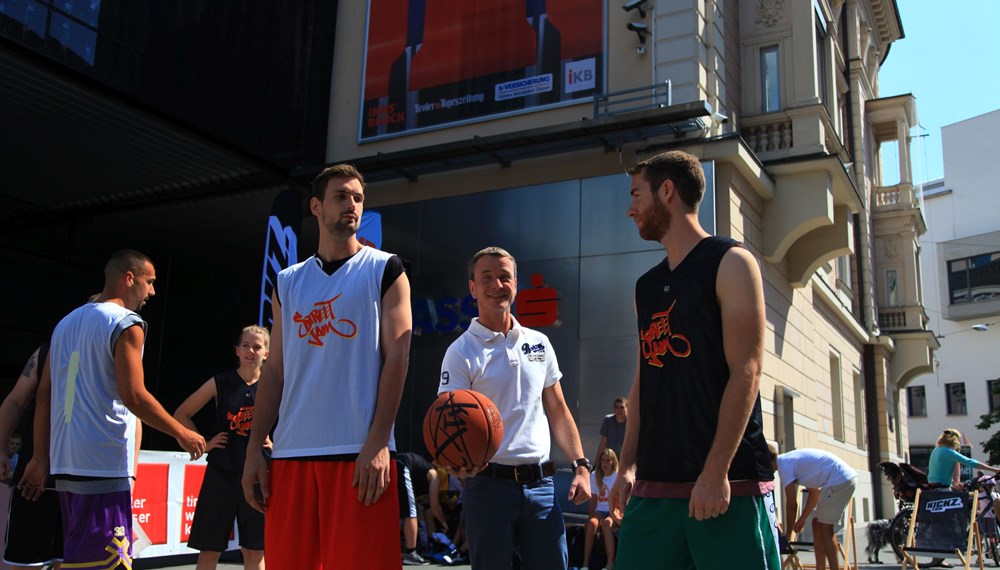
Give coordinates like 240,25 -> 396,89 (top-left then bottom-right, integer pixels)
611,150 -> 780,569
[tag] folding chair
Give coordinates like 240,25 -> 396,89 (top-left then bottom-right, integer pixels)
780,532 -> 804,570
900,487 -> 985,570
785,490 -> 859,570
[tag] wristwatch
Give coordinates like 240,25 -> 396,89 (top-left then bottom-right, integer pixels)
571,457 -> 594,472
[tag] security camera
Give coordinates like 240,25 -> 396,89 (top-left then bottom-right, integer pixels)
710,112 -> 730,125
627,21 -> 649,44
622,0 -> 648,18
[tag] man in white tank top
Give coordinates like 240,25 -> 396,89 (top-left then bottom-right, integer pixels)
20,249 -> 206,568
243,164 -> 412,569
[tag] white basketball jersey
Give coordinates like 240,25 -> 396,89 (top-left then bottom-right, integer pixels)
49,302 -> 144,477
273,247 -> 394,457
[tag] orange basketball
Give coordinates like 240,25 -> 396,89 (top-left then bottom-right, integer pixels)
423,389 -> 504,470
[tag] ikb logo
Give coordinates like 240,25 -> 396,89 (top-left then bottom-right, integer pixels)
565,58 -> 596,94
926,497 -> 963,513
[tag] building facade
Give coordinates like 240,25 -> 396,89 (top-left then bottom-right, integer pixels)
0,0 -> 936,521
907,109 -> 1000,473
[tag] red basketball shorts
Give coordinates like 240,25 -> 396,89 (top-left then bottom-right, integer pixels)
266,459 -> 401,569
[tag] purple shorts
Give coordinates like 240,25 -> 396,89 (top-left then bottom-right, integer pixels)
58,490 -> 132,568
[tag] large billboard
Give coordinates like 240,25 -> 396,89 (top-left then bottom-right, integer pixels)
360,0 -> 605,141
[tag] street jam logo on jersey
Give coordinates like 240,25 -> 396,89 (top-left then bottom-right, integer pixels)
292,293 -> 358,346
521,342 -> 546,362
640,300 -> 691,367
227,406 -> 254,436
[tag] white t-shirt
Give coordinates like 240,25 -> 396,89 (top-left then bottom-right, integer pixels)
439,317 -> 561,464
777,448 -> 857,489
592,471 -> 618,513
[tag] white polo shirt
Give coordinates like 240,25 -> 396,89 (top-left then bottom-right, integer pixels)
439,317 -> 561,465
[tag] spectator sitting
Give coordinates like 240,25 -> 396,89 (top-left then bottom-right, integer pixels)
584,448 -> 620,570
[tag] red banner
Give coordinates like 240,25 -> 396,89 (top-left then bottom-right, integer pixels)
133,463 -> 169,545
181,464 -> 207,542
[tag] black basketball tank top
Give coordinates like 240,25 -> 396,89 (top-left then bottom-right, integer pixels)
634,236 -> 772,483
208,369 -> 258,474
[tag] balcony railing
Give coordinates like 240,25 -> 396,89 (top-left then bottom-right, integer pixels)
873,182 -> 920,212
744,118 -> 793,155
740,104 -> 845,162
594,81 -> 672,117
878,306 -> 929,331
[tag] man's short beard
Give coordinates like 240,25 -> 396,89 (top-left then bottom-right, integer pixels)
638,199 -> 671,241
326,219 -> 358,237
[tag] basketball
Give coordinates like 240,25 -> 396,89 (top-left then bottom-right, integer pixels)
423,389 -> 504,470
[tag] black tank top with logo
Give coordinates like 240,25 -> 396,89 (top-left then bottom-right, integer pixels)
208,369 -> 258,474
634,236 -> 772,483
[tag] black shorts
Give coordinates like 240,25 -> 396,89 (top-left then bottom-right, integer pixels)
187,464 -> 264,552
4,485 -> 63,565
396,460 -> 418,518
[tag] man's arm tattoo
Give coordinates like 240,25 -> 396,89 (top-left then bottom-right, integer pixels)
20,352 -> 37,379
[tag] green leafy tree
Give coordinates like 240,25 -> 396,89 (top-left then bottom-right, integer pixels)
977,384 -> 1000,463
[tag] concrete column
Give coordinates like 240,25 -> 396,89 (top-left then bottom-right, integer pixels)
897,119 -> 911,184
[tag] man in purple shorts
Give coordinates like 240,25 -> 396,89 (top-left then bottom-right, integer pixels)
21,250 -> 205,567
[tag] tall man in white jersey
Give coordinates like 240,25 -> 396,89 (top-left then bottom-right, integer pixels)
438,247 -> 591,570
242,164 -> 412,569
21,249 -> 206,568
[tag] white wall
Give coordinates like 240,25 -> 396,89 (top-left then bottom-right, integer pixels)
909,109 -> 1000,462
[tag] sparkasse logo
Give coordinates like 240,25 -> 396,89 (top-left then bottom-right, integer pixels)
565,58 -> 596,94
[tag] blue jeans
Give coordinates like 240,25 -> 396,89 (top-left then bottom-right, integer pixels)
463,475 -> 567,570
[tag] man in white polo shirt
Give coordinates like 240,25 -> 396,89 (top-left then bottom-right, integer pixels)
771,446 -> 857,570
439,246 -> 591,570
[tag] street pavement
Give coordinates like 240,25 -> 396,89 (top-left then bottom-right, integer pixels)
132,521 -> 971,569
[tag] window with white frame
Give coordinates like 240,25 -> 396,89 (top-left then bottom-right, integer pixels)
948,251 -> 1000,304
907,385 -> 926,417
946,382 -> 967,415
760,46 -> 780,113
886,269 -> 899,307
836,255 -> 851,288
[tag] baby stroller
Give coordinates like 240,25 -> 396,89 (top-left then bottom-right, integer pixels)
879,461 -> 934,561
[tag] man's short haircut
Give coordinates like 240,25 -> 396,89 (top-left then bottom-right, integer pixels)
467,246 -> 517,280
311,163 -> 365,201
614,397 -> 629,407
105,249 -> 153,281
767,444 -> 779,462
627,150 -> 706,212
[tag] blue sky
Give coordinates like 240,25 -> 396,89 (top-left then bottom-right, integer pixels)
878,0 -> 1000,184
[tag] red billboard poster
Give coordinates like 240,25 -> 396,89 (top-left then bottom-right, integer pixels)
181,464 -> 207,542
133,463 -> 169,545
360,0 -> 605,140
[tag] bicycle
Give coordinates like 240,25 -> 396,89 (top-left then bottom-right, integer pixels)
971,474 -> 1000,567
